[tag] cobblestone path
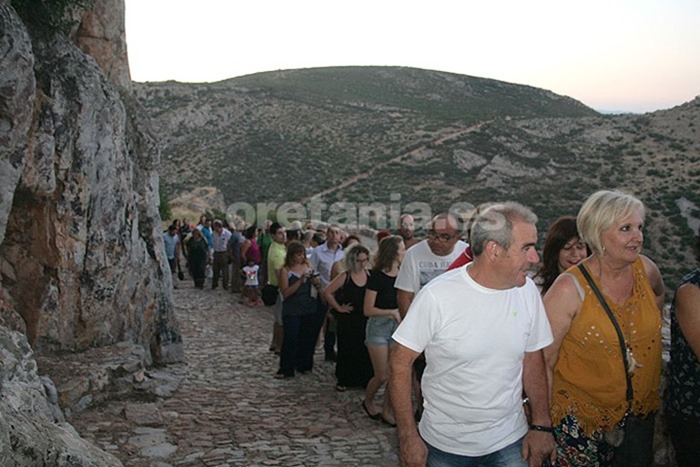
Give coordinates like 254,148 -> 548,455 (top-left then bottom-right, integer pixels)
71,281 -> 400,466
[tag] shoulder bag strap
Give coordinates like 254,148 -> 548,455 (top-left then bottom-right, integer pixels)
577,263 -> 634,405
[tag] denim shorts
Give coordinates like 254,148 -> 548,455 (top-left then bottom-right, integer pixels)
365,316 -> 398,346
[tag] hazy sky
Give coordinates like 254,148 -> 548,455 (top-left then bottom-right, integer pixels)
124,0 -> 700,113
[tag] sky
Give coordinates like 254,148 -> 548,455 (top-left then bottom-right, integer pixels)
124,0 -> 700,113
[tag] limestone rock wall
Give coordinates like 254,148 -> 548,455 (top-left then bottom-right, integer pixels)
0,0 -> 183,463
0,326 -> 122,466
74,0 -> 131,90
0,0 -> 183,359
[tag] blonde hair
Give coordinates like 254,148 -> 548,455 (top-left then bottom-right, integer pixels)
577,190 -> 645,256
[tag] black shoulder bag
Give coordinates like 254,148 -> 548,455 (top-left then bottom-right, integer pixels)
261,283 -> 279,306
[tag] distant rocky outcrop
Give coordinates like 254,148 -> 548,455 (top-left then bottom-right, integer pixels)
0,0 -> 182,464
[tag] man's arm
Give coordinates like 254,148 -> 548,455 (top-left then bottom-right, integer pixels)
389,343 -> 426,467
521,349 -> 556,467
397,290 -> 415,318
394,250 -> 417,318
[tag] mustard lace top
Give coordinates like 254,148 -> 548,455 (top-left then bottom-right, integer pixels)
550,258 -> 662,436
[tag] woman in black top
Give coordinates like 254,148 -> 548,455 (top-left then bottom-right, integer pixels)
323,244 -> 373,391
275,241 -> 321,378
362,235 -> 405,425
185,229 -> 209,289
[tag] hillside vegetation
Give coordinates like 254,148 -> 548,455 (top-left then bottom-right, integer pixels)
133,66 -> 700,289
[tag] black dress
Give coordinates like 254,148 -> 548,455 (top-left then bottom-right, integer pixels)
334,272 -> 373,388
186,236 -> 209,288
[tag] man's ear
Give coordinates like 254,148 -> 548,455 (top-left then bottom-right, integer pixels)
486,241 -> 500,261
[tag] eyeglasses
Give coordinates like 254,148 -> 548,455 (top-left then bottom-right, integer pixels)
429,231 -> 458,242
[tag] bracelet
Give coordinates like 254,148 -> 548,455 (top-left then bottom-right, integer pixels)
528,424 -> 554,433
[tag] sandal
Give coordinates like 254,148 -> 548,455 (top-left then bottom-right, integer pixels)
362,400 -> 381,420
381,415 -> 397,427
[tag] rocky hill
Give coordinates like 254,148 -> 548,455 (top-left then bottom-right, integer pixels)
135,68 -> 700,290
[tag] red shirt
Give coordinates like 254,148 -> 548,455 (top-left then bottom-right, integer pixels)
446,245 -> 473,271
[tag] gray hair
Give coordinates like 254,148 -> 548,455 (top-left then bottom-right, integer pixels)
577,190 -> 645,256
470,202 -> 538,256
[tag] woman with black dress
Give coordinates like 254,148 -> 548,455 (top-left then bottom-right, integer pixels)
323,244 -> 373,391
185,229 -> 209,289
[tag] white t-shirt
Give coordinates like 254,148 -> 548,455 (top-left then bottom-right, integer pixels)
243,265 -> 260,287
392,264 -> 553,456
394,239 -> 467,294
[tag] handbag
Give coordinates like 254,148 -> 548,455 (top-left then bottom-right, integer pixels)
261,284 -> 279,306
577,264 -> 633,447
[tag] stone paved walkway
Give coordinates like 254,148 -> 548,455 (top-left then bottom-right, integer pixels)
70,280 -> 400,466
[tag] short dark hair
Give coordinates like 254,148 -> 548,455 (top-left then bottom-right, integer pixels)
342,235 -> 361,249
312,233 -> 325,245
270,222 -> 284,235
244,225 -> 257,239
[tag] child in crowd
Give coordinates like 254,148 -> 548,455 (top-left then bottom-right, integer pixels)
242,258 -> 261,306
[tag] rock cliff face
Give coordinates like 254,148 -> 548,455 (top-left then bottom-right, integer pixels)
0,0 -> 183,464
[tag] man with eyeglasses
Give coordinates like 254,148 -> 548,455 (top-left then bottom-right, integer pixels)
390,202 -> 555,467
395,212 -> 466,318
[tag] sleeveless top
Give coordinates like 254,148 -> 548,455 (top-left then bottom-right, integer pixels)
282,269 -> 316,316
666,268 -> 700,421
245,239 -> 261,265
334,271 -> 369,322
550,257 -> 662,436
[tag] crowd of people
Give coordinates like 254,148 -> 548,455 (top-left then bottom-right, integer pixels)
161,189 -> 698,467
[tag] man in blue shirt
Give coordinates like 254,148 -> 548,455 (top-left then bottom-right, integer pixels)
162,225 -> 181,289
310,225 -> 344,361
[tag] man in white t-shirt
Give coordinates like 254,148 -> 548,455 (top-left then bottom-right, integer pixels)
390,202 -> 555,467
395,212 -> 466,317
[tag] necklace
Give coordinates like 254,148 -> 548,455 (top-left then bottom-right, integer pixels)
590,257 -> 640,375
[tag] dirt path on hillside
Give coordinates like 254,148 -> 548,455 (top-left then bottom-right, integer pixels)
300,122 -> 487,203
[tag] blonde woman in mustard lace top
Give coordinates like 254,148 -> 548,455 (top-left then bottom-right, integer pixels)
543,190 -> 665,467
